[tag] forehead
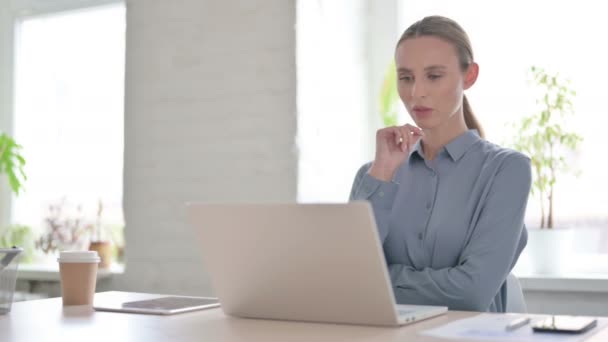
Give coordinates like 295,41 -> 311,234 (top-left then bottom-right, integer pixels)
395,36 -> 460,71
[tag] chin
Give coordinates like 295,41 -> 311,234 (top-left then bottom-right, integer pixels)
411,118 -> 436,130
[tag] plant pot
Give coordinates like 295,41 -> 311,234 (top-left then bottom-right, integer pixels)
526,228 -> 573,275
88,241 -> 112,269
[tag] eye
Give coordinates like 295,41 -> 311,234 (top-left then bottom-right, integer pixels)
399,75 -> 413,82
428,74 -> 442,80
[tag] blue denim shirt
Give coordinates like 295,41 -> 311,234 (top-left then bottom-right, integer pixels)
350,130 -> 531,312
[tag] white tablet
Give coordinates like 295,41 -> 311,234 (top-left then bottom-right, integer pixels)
94,294 -> 220,315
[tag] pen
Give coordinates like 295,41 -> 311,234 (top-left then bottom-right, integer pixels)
506,317 -> 531,331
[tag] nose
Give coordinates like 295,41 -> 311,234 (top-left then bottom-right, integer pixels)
411,81 -> 427,98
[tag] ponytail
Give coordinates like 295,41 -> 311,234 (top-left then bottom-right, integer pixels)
463,95 -> 484,138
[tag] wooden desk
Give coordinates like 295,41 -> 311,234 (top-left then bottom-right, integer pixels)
1,291 -> 607,342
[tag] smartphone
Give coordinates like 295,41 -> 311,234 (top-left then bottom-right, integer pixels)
532,316 -> 597,334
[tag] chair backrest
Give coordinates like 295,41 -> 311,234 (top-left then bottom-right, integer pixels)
505,273 -> 527,313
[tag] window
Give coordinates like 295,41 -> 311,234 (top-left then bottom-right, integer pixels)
296,0 -> 373,203
9,3 -> 125,261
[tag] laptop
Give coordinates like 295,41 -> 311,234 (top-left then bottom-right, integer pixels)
186,201 -> 447,326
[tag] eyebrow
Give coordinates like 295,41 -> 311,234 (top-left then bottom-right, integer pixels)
397,65 -> 447,73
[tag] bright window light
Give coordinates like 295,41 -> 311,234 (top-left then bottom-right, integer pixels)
12,5 -> 125,239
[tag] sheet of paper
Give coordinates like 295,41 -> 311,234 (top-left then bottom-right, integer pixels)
420,313 -> 607,342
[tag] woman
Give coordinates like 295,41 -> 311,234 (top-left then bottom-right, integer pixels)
349,16 -> 531,312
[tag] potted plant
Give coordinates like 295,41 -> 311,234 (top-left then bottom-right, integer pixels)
0,133 -> 28,256
0,133 -> 26,197
510,66 -> 583,274
0,132 -> 27,231
0,224 -> 35,263
35,199 -> 94,258
88,199 -> 113,268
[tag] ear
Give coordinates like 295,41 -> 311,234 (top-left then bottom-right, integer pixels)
463,62 -> 479,90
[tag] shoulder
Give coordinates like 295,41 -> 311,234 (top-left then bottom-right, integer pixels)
476,140 -> 530,171
473,141 -> 531,189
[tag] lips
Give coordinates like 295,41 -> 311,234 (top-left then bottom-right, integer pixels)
412,106 -> 433,117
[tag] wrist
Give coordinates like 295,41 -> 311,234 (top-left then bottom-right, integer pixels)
368,163 -> 395,182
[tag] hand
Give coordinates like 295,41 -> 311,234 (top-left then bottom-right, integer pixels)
368,124 -> 423,181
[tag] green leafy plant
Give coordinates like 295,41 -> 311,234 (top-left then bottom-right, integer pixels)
511,66 -> 583,229
0,224 -> 35,262
379,61 -> 400,127
0,133 -> 26,195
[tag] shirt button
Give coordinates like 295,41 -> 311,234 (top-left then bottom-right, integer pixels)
378,191 -> 384,197
426,202 -> 431,209
418,233 -> 423,240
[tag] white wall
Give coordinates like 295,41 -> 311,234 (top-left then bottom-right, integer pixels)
116,0 -> 297,295
0,4 -> 15,232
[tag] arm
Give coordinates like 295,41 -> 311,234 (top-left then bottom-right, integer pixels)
349,163 -> 398,242
388,154 -> 532,311
350,124 -> 421,242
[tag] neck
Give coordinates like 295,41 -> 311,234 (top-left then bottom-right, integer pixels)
421,109 -> 468,160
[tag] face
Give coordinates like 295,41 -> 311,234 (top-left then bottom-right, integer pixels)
395,36 -> 477,130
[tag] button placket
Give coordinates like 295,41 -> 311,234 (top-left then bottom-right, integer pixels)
420,167 -> 438,245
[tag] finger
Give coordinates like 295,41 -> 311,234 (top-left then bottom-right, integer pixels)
377,127 -> 396,146
396,132 -> 402,147
390,127 -> 402,146
404,124 -> 424,137
397,126 -> 412,152
399,125 -> 423,152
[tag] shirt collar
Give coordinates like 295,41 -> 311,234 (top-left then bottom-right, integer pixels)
409,129 -> 481,162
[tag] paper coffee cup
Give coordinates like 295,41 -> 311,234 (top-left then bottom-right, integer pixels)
58,251 -> 100,306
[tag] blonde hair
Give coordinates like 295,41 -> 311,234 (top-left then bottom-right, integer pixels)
396,15 -> 485,138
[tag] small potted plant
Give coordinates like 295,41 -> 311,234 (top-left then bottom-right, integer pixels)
35,199 -> 94,257
0,132 -> 27,231
88,199 -> 113,268
0,225 -> 35,263
510,66 -> 583,274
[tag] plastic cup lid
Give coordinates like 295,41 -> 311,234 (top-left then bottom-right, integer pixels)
57,250 -> 100,263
